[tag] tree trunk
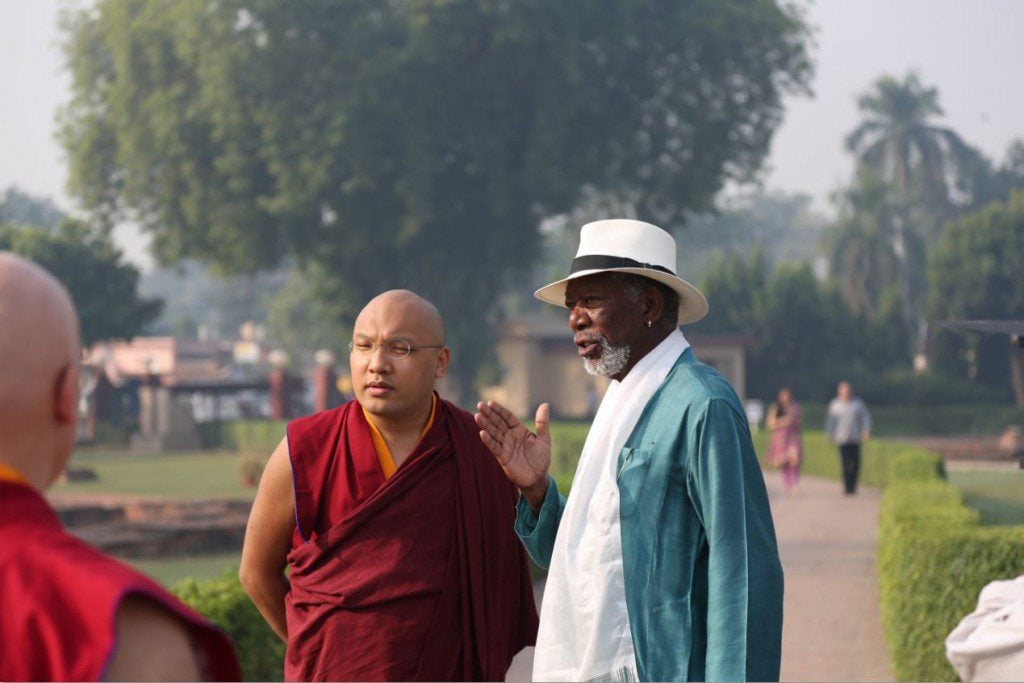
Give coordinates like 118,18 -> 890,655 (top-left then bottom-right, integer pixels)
889,217 -> 919,358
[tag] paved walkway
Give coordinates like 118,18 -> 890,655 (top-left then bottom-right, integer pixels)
766,471 -> 893,682
508,471 -> 893,681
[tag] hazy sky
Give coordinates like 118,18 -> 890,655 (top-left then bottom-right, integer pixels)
2,0 -> 1024,266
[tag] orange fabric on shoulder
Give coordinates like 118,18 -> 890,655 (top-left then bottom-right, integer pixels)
0,462 -> 29,487
363,394 -> 438,480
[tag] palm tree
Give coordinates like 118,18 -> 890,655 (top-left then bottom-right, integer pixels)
846,73 -> 979,207
845,73 -> 980,358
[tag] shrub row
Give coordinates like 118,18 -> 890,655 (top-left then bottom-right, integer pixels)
780,431 -> 1024,681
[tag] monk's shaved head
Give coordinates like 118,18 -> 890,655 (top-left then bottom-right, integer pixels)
0,252 -> 81,487
354,289 -> 445,344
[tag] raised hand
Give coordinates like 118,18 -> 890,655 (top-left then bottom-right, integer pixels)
475,401 -> 551,507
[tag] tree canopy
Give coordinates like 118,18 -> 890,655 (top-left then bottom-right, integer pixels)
0,221 -> 162,345
59,0 -> 812,392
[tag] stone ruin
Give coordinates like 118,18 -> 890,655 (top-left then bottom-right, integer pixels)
52,494 -> 251,559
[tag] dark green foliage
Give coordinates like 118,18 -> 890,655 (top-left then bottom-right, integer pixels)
59,0 -> 812,393
174,570 -> 285,681
693,250 -> 908,401
929,190 -> 1024,399
929,190 -> 1024,324
0,220 -> 162,344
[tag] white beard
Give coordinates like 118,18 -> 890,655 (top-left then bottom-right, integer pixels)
582,336 -> 632,378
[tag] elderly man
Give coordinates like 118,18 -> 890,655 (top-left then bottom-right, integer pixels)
0,253 -> 240,681
477,220 -> 784,682
240,289 -> 537,681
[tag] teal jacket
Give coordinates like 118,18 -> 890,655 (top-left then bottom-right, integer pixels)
517,348 -> 783,682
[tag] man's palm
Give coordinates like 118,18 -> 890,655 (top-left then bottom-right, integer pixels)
475,401 -> 551,491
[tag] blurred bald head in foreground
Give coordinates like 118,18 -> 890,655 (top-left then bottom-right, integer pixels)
0,253 -> 81,488
0,253 -> 240,682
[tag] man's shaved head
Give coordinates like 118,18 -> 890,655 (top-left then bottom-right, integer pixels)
354,289 -> 445,344
0,253 -> 81,487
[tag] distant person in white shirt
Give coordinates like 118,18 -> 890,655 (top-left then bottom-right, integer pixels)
825,381 -> 871,495
946,574 -> 1024,681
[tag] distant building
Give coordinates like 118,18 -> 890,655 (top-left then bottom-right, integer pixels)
87,336 -> 234,385
482,314 -> 748,420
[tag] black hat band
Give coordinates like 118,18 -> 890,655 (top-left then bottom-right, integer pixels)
570,254 -> 675,276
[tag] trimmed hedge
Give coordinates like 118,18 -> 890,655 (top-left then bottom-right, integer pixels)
174,570 -> 285,681
767,431 -> 1024,680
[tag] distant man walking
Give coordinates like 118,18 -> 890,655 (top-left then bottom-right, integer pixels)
476,220 -> 783,682
826,381 -> 872,495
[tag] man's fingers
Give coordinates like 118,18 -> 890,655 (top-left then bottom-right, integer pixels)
475,410 -> 508,439
478,429 -> 502,457
488,400 -> 521,430
534,402 -> 551,442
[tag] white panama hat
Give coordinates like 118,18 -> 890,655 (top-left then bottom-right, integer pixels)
534,219 -> 709,324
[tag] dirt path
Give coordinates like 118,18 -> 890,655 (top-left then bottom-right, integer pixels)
507,471 -> 893,681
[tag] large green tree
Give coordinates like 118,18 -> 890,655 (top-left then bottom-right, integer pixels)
929,190 -> 1024,405
0,221 -> 162,345
59,0 -> 812,393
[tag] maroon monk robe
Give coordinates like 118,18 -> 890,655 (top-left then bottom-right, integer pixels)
285,396 -> 538,681
0,481 -> 241,682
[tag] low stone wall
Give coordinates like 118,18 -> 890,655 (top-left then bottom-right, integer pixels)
51,495 -> 251,559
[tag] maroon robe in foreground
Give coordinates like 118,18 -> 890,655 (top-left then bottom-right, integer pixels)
0,481 -> 241,681
285,396 -> 538,681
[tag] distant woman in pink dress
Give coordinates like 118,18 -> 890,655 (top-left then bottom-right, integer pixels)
766,387 -> 803,494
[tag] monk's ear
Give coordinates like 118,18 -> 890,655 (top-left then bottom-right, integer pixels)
434,347 -> 451,379
53,362 -> 79,425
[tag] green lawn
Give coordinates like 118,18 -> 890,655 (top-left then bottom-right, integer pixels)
948,470 -> 1024,526
130,552 -> 242,588
52,449 -> 256,499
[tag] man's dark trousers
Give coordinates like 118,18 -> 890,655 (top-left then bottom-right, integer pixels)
839,443 -> 861,494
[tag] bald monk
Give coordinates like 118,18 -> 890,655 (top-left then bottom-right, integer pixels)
0,253 -> 241,681
240,289 -> 538,681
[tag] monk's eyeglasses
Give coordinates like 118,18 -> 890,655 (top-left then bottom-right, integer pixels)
348,338 -> 444,359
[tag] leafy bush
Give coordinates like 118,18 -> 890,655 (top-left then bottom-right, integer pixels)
174,570 -> 285,681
